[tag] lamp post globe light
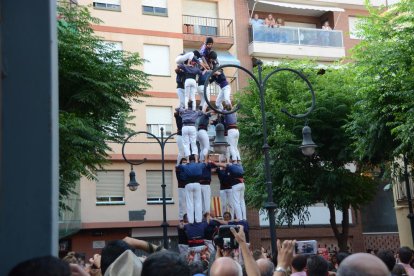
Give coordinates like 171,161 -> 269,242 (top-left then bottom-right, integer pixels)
204,59 -> 316,258
122,128 -> 177,249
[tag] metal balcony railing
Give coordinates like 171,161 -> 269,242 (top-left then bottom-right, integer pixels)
249,26 -> 344,48
182,15 -> 233,38
395,178 -> 414,202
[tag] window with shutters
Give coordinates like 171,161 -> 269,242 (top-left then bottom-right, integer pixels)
93,0 -> 121,11
143,45 -> 170,76
96,170 -> 125,205
142,0 -> 168,16
146,106 -> 172,138
146,170 -> 174,204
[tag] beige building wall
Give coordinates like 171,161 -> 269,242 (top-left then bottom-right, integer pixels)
75,0 -> 237,228
395,205 -> 414,247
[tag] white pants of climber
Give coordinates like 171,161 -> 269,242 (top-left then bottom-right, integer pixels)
197,85 -> 210,111
185,79 -> 197,110
182,125 -> 197,157
216,85 -> 231,110
232,183 -> 246,220
176,135 -> 185,165
227,128 -> 241,161
201,184 -> 211,215
176,52 -> 194,64
186,182 -> 202,223
177,88 -> 185,108
197,129 -> 210,162
178,187 -> 187,220
220,189 -> 234,219
219,137 -> 230,162
205,240 -> 215,254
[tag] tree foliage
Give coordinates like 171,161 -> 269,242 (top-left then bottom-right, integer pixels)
346,0 -> 414,162
237,61 -> 377,251
58,5 -> 150,209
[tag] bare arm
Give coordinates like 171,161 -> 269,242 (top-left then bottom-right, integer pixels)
273,239 -> 296,276
123,236 -> 160,253
231,226 -> 260,276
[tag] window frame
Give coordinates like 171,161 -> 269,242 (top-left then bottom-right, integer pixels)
146,170 -> 174,204
93,1 -> 121,11
142,5 -> 168,17
95,170 -> 125,206
143,44 -> 171,77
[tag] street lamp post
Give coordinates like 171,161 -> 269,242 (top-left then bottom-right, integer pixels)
122,128 -> 177,249
204,59 -> 316,258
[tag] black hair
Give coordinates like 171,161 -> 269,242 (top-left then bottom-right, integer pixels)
189,261 -> 204,275
208,51 -> 217,60
193,50 -> 201,58
206,37 -> 214,44
307,255 -> 328,276
142,250 -> 190,276
189,154 -> 196,162
337,251 -> 350,265
180,158 -> 187,164
9,256 -> 70,276
292,254 -> 307,272
377,250 -> 396,272
398,246 -> 413,264
100,240 -> 133,275
188,100 -> 193,109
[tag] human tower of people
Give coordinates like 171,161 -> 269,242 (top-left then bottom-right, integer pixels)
173,37 -> 249,258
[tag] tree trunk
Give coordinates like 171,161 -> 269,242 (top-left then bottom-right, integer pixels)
328,201 -> 350,252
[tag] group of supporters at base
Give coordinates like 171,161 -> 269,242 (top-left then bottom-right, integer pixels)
9,236 -> 414,276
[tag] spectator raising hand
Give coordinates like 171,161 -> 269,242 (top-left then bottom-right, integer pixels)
274,239 -> 296,276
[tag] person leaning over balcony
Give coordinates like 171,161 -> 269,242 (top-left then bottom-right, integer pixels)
264,14 -> 276,42
275,18 -> 287,43
250,13 -> 265,41
321,20 -> 333,46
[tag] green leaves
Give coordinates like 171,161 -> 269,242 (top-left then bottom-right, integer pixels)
58,5 -> 150,210
239,61 -> 377,229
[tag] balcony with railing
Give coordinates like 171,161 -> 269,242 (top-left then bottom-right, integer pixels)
248,26 -> 346,61
394,178 -> 414,203
182,15 -> 234,49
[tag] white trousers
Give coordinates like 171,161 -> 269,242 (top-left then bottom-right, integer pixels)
178,244 -> 189,257
176,52 -> 194,64
178,187 -> 187,220
227,128 -> 241,161
232,183 -> 246,220
201,184 -> 211,215
216,85 -> 231,110
197,129 -> 210,161
197,85 -> 210,111
220,189 -> 234,219
182,126 -> 197,157
176,135 -> 185,165
177,88 -> 185,108
185,182 -> 202,223
185,79 -> 197,110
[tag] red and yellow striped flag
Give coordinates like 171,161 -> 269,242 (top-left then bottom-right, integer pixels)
211,196 -> 222,218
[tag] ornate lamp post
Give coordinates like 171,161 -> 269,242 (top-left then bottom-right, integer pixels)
122,128 -> 177,249
204,60 -> 316,258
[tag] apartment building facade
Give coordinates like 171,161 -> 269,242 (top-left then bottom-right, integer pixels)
60,0 -> 402,259
60,0 -> 239,259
